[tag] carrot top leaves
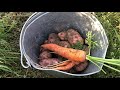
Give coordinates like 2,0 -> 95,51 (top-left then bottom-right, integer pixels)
85,31 -> 99,55
71,41 -> 83,50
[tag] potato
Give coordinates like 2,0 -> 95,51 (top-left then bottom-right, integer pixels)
40,47 -> 48,52
58,41 -> 71,48
39,50 -> 52,60
58,31 -> 67,40
73,60 -> 88,72
67,68 -> 77,74
39,58 -> 61,67
48,33 -> 60,44
67,29 -> 84,45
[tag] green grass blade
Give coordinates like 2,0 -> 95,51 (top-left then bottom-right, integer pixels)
4,57 -> 19,59
0,57 -> 5,60
0,65 -> 13,72
6,52 -> 20,55
114,28 -> 120,42
0,64 -> 20,76
0,61 -> 3,63
0,49 -> 11,52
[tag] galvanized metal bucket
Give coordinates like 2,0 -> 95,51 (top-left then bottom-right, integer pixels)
20,12 -> 109,78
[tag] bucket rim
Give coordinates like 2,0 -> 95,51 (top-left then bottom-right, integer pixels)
20,12 -> 44,68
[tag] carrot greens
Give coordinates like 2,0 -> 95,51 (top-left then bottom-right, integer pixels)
85,31 -> 120,73
72,31 -> 120,74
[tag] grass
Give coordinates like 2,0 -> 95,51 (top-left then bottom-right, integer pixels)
0,12 -> 120,78
0,12 -> 53,78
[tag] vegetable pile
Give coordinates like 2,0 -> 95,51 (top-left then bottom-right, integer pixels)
39,29 -> 120,74
39,29 -> 89,73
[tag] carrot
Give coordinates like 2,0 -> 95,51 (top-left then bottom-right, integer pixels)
53,61 -> 76,70
41,44 -> 86,62
47,60 -> 71,68
53,60 -> 71,67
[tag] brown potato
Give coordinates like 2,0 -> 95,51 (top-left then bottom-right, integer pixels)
40,47 -> 48,52
73,60 -> 88,72
39,50 -> 52,60
39,58 -> 61,67
67,68 -> 77,74
58,41 -> 71,48
58,31 -> 67,40
44,40 -> 49,44
48,33 -> 60,44
67,29 -> 84,45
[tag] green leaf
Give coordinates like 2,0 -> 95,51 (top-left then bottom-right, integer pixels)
71,41 -> 83,50
85,31 -> 99,55
114,29 -> 120,42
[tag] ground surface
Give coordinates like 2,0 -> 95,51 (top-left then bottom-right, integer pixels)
0,12 -> 120,78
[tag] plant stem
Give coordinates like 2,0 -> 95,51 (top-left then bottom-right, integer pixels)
86,55 -> 120,73
100,63 -> 120,73
86,56 -> 106,74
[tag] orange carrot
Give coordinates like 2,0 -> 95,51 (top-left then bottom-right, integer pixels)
47,60 -> 71,68
53,60 -> 71,67
53,61 -> 75,70
41,44 -> 86,62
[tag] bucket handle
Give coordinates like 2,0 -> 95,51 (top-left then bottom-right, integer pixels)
20,51 -> 31,68
20,12 -> 39,68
